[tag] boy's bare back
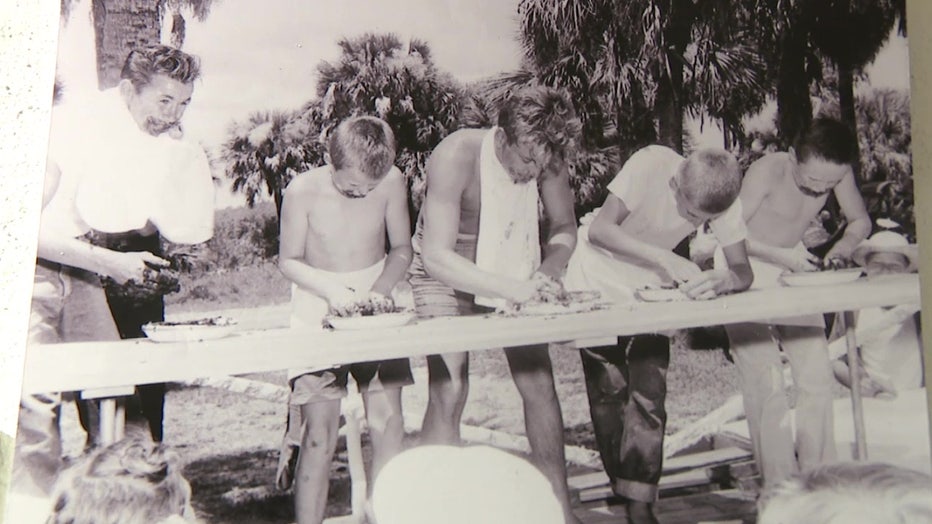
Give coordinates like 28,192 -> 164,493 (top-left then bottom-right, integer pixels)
285,165 -> 406,272
742,153 -> 833,248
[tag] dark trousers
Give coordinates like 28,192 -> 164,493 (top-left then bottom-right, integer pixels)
78,231 -> 167,443
580,334 -> 670,502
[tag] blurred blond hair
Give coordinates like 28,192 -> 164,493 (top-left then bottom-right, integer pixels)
47,436 -> 198,524
758,462 -> 932,524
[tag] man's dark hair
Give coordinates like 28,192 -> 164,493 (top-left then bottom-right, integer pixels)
793,117 -> 858,167
121,45 -> 201,91
497,86 -> 581,164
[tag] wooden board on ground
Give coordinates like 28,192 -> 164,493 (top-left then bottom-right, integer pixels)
569,447 -> 752,493
579,469 -> 714,503
576,488 -> 757,524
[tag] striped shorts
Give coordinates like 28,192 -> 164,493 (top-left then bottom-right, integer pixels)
408,233 -> 491,318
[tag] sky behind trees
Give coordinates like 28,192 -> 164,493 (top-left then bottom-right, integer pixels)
53,0 -> 909,208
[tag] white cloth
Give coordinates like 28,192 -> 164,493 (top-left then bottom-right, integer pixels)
44,88 -> 213,244
474,127 -> 541,308
565,145 -> 746,303
713,248 -> 824,327
858,306 -> 923,391
288,258 -> 414,379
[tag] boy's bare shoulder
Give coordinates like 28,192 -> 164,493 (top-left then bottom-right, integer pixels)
383,165 -> 405,184
745,152 -> 789,186
374,165 -> 406,195
285,165 -> 329,196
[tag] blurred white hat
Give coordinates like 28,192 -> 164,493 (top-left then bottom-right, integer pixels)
851,230 -> 919,272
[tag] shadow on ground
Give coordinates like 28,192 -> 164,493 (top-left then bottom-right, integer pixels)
182,426 -> 601,523
184,446 -> 351,524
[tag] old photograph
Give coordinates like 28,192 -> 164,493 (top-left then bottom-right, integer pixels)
3,0 -> 927,523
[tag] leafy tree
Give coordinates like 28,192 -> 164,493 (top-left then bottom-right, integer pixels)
519,0 -> 769,154
809,0 -> 906,173
160,0 -> 220,49
90,0 -> 162,88
314,33 -> 467,213
220,109 -> 325,223
62,0 -> 218,90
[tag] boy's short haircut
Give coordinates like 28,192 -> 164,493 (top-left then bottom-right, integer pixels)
121,44 -> 201,91
328,116 -> 397,180
758,462 -> 932,524
497,86 -> 581,165
793,117 -> 859,168
679,148 -> 742,214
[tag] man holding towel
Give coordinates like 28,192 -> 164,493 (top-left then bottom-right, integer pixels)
409,86 -> 582,523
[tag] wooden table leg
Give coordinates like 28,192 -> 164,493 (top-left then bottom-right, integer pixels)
841,310 -> 868,460
99,398 -> 117,446
114,399 -> 126,441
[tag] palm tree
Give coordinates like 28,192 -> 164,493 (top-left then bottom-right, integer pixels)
838,88 -> 913,239
90,0 -> 162,88
519,0 -> 770,154
315,33 -> 466,213
66,0 -> 218,90
160,0 -> 219,49
221,109 -> 324,222
809,0 -> 906,174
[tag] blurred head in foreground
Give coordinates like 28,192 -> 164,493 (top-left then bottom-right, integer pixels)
47,436 -> 197,524
758,462 -> 932,524
371,445 -> 563,524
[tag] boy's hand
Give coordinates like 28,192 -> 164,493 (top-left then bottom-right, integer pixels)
680,269 -> 734,300
657,252 -> 702,284
103,251 -> 169,284
504,278 -> 542,305
366,291 -> 397,314
774,245 -> 820,272
531,271 -> 564,296
822,243 -> 854,268
326,285 -> 358,309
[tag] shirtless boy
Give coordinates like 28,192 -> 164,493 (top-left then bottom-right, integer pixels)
276,116 -> 413,524
409,86 -> 582,523
724,117 -> 871,488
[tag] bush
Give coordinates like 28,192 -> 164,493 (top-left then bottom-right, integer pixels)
164,202 -> 280,272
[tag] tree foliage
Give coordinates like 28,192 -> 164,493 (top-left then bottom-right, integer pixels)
315,33 -> 466,212
222,33 -> 466,219
220,109 -> 324,222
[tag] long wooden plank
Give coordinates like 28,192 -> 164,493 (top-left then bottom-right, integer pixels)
579,469 -> 713,503
579,488 -> 756,523
21,274 -> 919,394
569,447 -> 752,492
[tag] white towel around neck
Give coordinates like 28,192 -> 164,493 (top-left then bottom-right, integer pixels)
474,127 -> 541,308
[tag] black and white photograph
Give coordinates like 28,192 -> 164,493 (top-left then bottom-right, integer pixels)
2,0 -> 929,523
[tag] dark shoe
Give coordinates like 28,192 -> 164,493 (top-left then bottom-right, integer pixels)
626,500 -> 660,524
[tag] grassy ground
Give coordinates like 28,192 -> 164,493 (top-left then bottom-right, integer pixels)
58,262 -> 741,522
164,262 -> 291,314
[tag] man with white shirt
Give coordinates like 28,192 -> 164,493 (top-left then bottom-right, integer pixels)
12,44 -> 214,499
